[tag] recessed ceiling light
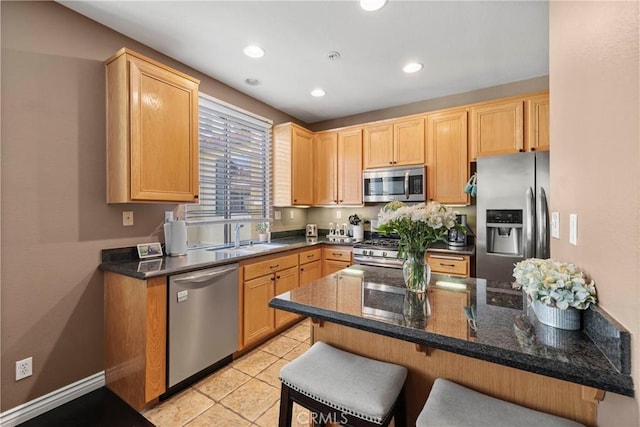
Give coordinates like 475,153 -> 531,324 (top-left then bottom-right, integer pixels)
245,78 -> 260,86
403,62 -> 423,73
311,88 -> 326,97
243,45 -> 265,58
360,0 -> 388,12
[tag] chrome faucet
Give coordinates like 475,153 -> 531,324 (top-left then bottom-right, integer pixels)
234,222 -> 244,248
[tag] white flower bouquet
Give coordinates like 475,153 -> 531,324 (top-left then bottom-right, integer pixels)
513,258 -> 597,310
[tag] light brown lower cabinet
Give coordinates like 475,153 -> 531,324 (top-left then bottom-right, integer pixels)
299,248 -> 322,286
322,246 -> 352,275
104,272 -> 167,410
241,252 -> 299,349
427,253 -> 470,277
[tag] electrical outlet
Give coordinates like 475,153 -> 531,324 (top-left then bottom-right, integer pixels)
336,210 -> 342,219
289,210 -> 294,219
122,211 -> 134,226
551,212 -> 560,239
16,357 -> 32,381
569,214 -> 578,246
274,210 -> 282,220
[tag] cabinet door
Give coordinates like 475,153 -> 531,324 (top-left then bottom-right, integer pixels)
337,128 -> 363,205
291,126 -> 314,205
314,132 -> 338,205
526,94 -> 550,152
393,117 -> 425,166
274,267 -> 300,328
322,260 -> 351,276
470,100 -> 524,160
426,110 -> 469,204
300,259 -> 322,286
363,123 -> 394,168
129,56 -> 199,202
243,275 -> 275,346
427,254 -> 470,277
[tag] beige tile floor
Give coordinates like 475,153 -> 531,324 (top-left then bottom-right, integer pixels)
143,319 -> 313,427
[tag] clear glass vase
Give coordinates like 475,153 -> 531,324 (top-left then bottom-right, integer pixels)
402,251 -> 431,293
403,289 -> 430,328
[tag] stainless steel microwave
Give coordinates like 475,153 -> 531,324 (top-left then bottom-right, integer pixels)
362,165 -> 426,203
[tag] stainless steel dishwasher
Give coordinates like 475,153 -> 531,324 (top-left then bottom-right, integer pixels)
168,263 -> 239,388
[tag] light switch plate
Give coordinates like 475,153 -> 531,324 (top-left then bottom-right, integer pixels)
569,214 -> 578,246
274,210 -> 282,220
551,212 -> 560,239
122,211 -> 134,226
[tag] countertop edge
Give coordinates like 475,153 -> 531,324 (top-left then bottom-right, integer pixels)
269,297 -> 634,397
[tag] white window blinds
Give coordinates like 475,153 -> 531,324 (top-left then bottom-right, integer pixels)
186,93 -> 272,224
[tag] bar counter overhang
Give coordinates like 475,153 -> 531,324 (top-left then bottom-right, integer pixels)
269,265 -> 633,426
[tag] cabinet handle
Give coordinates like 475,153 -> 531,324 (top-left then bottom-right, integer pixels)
389,161 -> 393,164
270,264 -> 279,269
531,147 -> 536,151
271,277 -> 275,281
300,268 -> 305,272
339,200 -> 343,203
276,275 -> 281,279
519,149 -> 524,152
307,254 -> 314,258
193,194 -> 199,199
439,263 -> 456,268
333,253 -> 343,256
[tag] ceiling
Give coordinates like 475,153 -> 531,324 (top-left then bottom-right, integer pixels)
58,1 -> 549,124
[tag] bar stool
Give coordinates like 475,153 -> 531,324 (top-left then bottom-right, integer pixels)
417,378 -> 584,427
278,341 -> 407,427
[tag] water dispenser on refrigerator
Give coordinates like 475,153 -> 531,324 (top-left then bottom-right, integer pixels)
485,210 -> 523,256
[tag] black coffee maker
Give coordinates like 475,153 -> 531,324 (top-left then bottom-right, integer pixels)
448,214 -> 473,248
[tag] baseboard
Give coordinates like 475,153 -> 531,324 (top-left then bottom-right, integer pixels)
0,371 -> 105,427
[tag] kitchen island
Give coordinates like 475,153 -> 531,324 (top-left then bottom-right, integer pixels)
269,265 -> 633,426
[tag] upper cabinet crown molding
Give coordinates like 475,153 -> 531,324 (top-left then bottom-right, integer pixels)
273,122 -> 314,206
106,48 -> 200,204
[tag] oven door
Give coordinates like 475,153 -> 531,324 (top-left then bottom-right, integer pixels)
363,165 -> 426,203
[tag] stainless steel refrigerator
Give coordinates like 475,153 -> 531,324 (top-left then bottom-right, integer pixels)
476,152 -> 550,282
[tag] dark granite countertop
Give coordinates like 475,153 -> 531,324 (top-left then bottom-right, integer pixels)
268,265 -> 633,397
99,235 -> 474,279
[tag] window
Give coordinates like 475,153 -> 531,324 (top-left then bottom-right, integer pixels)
186,93 -> 272,248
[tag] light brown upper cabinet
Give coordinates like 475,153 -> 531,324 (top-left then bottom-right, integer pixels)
525,93 -> 550,152
363,117 -> 425,169
426,109 -> 470,205
314,127 -> 363,206
273,123 -> 314,206
469,98 -> 524,160
105,48 -> 200,203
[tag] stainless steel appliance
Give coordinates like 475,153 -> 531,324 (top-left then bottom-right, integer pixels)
363,165 -> 426,203
168,264 -> 239,388
353,238 -> 402,268
306,224 -> 318,237
361,282 -> 405,321
447,214 -> 473,248
476,152 -> 550,282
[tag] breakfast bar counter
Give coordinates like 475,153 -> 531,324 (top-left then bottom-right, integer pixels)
269,265 -> 633,426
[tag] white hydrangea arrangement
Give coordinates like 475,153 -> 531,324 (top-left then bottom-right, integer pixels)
376,201 -> 460,257
513,258 -> 597,310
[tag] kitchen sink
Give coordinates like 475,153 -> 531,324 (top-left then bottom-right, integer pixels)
208,242 -> 287,256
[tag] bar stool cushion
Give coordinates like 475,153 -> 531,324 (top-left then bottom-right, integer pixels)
417,378 -> 584,427
279,342 -> 407,424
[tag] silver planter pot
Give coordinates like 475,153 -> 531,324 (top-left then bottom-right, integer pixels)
533,299 -> 581,330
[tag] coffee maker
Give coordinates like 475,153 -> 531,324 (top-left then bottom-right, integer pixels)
448,214 -> 473,248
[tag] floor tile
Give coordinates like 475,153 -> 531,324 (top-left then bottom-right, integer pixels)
194,366 -> 252,402
232,349 -> 279,377
282,341 -> 310,361
255,358 -> 289,388
260,335 -> 301,357
282,322 -> 311,342
220,378 -> 280,422
184,403 -> 251,427
142,388 -> 213,427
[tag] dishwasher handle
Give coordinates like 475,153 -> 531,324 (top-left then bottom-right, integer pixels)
172,266 -> 238,284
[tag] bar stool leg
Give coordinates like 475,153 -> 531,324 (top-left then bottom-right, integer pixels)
278,384 -> 294,427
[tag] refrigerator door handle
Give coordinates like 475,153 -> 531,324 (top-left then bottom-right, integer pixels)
404,170 -> 410,199
524,187 -> 535,258
537,187 -> 549,258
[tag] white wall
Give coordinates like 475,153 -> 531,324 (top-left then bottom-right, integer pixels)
549,2 -> 639,425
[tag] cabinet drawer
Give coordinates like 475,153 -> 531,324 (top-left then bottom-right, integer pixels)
299,248 -> 322,265
323,247 -> 352,262
427,254 -> 469,277
244,254 -> 298,281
